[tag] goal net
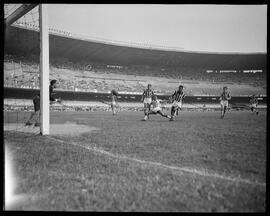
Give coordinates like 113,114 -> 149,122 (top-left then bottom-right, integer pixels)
4,4 -> 51,135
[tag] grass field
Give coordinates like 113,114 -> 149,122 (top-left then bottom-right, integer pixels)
4,110 -> 266,211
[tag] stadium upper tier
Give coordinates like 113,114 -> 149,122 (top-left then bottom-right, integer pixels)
4,25 -> 266,70
4,55 -> 266,96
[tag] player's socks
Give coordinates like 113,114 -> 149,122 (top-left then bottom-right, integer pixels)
171,107 -> 176,117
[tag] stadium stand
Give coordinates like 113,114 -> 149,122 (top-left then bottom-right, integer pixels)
4,53 -> 266,96
3,22 -> 266,96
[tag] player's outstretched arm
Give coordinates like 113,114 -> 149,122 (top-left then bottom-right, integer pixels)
50,97 -> 62,105
57,97 -> 63,104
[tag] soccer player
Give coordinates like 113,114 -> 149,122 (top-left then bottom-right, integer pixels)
169,85 -> 186,121
111,89 -> 119,115
249,95 -> 259,115
25,93 -> 41,126
143,95 -> 170,120
25,79 -> 61,126
141,84 -> 155,120
49,79 -> 62,104
219,86 -> 231,118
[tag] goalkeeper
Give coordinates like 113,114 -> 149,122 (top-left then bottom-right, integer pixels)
25,79 -> 62,126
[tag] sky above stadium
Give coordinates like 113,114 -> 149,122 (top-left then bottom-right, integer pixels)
47,4 -> 267,53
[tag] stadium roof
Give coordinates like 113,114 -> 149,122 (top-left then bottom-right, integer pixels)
4,25 -> 267,70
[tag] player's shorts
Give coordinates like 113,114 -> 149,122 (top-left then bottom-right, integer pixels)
111,101 -> 116,106
143,97 -> 152,104
152,107 -> 162,112
250,103 -> 257,108
220,100 -> 229,107
172,101 -> 182,108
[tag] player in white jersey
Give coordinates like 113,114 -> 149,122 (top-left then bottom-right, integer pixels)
141,84 -> 155,120
111,89 -> 119,115
219,86 -> 231,118
169,85 -> 186,121
143,95 -> 171,120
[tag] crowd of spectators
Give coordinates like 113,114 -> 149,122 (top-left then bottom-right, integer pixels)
4,54 -> 266,95
4,103 -> 146,112
4,55 -> 147,92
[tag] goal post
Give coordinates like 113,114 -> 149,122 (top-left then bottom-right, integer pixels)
4,4 -> 50,135
39,4 -> 50,135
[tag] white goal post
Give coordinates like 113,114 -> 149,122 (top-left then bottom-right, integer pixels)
39,4 -> 50,135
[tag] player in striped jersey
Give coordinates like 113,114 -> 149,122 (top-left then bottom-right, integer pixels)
169,85 -> 186,121
219,86 -> 231,118
143,95 -> 170,120
249,95 -> 259,115
141,84 -> 155,120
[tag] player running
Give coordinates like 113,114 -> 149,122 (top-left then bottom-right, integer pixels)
219,86 -> 231,119
111,89 -> 119,115
143,95 -> 171,121
169,85 -> 186,121
141,84 -> 155,120
25,79 -> 62,127
249,95 -> 259,115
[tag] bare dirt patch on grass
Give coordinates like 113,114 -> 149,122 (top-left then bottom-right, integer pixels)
4,122 -> 99,136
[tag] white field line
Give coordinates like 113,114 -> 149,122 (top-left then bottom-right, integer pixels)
47,136 -> 266,187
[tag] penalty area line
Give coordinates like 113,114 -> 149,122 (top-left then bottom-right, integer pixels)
47,136 -> 266,188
